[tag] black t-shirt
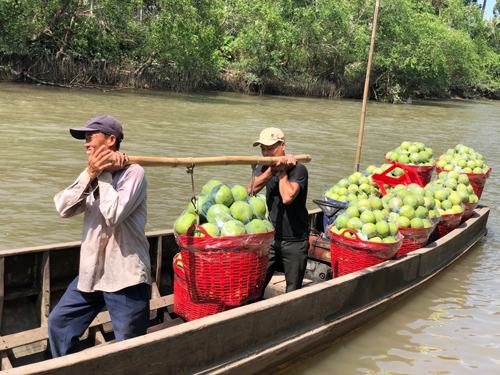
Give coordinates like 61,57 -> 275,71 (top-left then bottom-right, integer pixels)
256,163 -> 309,240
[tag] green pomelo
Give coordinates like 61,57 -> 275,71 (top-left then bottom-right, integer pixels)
410,217 -> 424,228
373,210 -> 386,222
388,221 -> 398,236
213,184 -> 234,207
441,200 -> 452,210
249,196 -> 267,219
337,178 -> 349,188
423,197 -> 435,209
357,198 -> 371,212
206,204 -> 231,225
348,173 -> 361,185
398,216 -> 411,229
220,220 -> 246,236
468,194 -> 478,203
345,206 -> 360,218
262,220 -> 274,232
362,223 -> 377,238
458,174 -> 469,185
399,205 -> 415,219
369,196 -> 383,210
376,221 -> 390,237
230,201 -> 254,223
422,219 -> 432,228
369,237 -> 383,243
449,192 -> 462,206
360,210 -> 376,224
473,167 -> 483,174
201,179 -> 222,195
346,217 -> 363,231
174,213 -> 197,235
245,219 -> 268,234
414,206 -> 428,219
444,179 -> 458,190
335,214 -> 350,230
195,222 -> 220,237
231,185 -> 248,202
347,184 -> 359,193
403,195 -> 418,209
388,197 -> 404,212
383,236 -> 397,243
451,205 -> 464,214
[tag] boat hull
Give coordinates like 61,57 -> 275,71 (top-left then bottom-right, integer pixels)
5,206 -> 488,375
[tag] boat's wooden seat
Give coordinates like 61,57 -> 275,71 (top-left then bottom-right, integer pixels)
0,295 -> 173,355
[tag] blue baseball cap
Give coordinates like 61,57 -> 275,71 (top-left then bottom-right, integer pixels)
70,115 -> 124,141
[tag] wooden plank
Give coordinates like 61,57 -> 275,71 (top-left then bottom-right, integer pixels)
154,235 -> 163,298
1,351 -> 12,370
39,252 -> 51,327
0,295 -> 173,351
0,257 -> 4,327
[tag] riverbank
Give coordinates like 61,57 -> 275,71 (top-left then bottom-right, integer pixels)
1,55 -> 498,102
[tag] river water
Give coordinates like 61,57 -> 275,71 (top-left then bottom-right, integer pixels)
0,82 -> 498,373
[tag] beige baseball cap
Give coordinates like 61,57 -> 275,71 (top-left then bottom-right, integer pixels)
253,127 -> 285,147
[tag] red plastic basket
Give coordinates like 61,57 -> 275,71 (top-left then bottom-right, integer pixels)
462,202 -> 478,222
173,255 -> 227,321
372,161 -> 434,195
435,212 -> 463,237
328,229 -> 402,277
397,225 -> 436,257
436,167 -> 491,199
176,226 -> 273,306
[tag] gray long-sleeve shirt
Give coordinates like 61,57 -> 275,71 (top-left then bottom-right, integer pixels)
54,164 -> 152,292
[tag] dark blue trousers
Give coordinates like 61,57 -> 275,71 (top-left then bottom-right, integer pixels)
48,277 -> 151,358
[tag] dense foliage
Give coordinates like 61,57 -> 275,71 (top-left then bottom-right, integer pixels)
0,0 -> 498,101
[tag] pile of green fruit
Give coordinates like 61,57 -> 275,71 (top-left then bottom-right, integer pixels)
425,171 -> 478,215
324,171 -> 380,203
436,144 -> 490,174
366,164 -> 404,178
379,184 -> 439,229
174,179 -> 273,237
385,141 -> 434,165
424,171 -> 472,215
330,196 -> 398,243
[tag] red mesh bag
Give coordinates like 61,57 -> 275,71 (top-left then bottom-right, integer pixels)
372,161 -> 434,195
328,228 -> 403,277
173,254 -> 228,321
397,223 -> 437,258
436,167 -> 492,199
175,225 -> 274,306
436,212 -> 463,237
462,202 -> 478,222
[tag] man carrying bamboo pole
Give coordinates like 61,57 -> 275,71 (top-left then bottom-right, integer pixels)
250,128 -> 309,293
49,115 -> 152,357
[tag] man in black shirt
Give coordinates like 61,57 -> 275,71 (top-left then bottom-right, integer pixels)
249,127 -> 309,292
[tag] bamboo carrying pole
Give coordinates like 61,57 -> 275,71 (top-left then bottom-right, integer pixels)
127,154 -> 311,167
354,0 -> 380,172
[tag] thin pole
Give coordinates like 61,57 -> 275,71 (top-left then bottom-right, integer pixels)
482,0 -> 487,17
354,0 -> 380,172
127,154 -> 311,167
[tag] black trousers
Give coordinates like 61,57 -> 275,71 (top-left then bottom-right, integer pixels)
264,239 -> 309,293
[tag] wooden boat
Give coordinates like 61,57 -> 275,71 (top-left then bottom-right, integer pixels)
0,206 -> 489,374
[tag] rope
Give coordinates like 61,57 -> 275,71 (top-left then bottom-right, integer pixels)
250,164 -> 257,196
186,164 -> 200,225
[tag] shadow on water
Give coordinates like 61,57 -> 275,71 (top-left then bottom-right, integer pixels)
410,99 -> 490,110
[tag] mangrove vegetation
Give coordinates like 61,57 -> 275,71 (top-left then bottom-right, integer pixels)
0,0 -> 499,101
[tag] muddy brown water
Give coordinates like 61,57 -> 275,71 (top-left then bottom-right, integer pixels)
0,83 -> 498,373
